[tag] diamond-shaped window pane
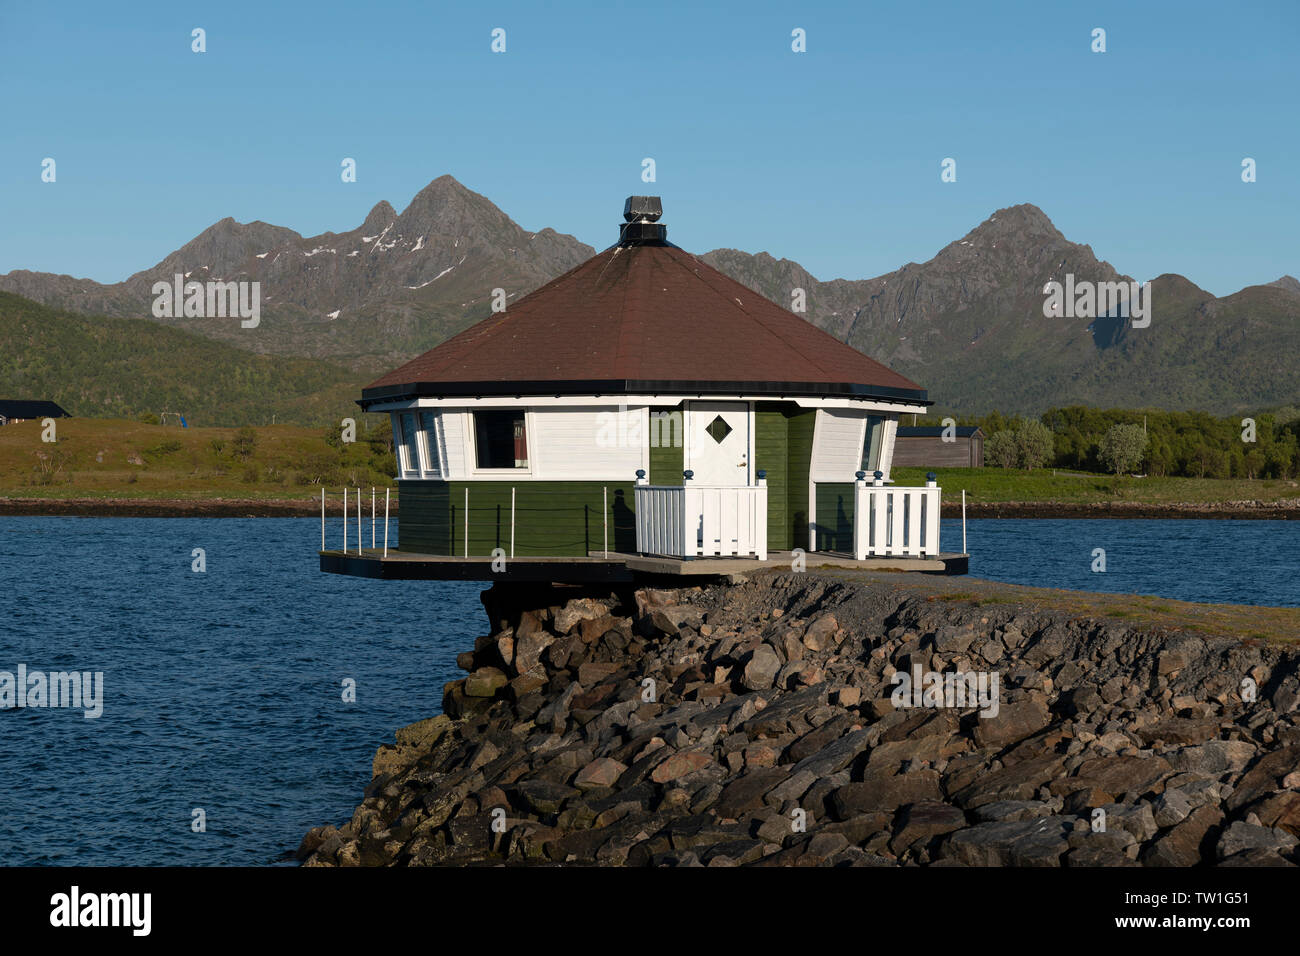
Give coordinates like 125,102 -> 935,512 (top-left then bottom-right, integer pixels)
706,415 -> 733,443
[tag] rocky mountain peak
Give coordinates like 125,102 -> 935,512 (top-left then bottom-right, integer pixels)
963,203 -> 1063,243
397,175 -> 511,241
360,201 -> 398,235
130,217 -> 302,282
1268,275 -> 1300,296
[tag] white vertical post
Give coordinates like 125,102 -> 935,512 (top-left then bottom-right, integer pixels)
871,470 -> 885,555
371,487 -> 375,549
343,487 -> 347,554
464,487 -> 469,558
383,486 -> 390,558
510,486 -> 516,559
962,489 -> 967,554
890,490 -> 905,556
923,473 -> 939,557
356,488 -> 361,554
320,487 -> 325,551
853,474 -> 866,560
603,486 -> 608,558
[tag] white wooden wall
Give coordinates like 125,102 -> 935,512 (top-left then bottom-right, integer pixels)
441,411 -> 466,476
529,406 -> 646,480
810,408 -> 868,481
394,406 -> 648,481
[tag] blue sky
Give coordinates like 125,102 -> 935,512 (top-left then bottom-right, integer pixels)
1,0 -> 1295,296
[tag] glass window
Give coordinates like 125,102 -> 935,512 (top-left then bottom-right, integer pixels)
394,412 -> 419,477
474,410 -> 528,469
418,411 -> 444,477
862,415 -> 885,473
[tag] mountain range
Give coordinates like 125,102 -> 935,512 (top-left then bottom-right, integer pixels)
2,175 -> 1296,419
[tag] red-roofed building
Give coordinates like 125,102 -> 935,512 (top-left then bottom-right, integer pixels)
334,197 -> 956,575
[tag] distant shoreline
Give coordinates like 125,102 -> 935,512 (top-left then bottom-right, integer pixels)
950,501 -> 1300,520
1,496 -> 1297,520
0,497 -> 336,517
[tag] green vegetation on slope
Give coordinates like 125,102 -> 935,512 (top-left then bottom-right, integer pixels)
882,277 -> 1300,416
0,291 -> 366,427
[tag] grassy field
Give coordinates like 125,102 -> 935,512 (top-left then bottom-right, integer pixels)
892,466 -> 1300,505
0,417 -> 393,500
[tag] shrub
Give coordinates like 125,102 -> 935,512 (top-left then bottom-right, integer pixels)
985,431 -> 1019,468
1099,423 -> 1148,474
145,439 -> 184,459
33,447 -> 70,485
231,426 -> 258,459
1014,420 -> 1055,470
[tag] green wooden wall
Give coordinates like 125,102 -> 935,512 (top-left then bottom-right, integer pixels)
755,403 -> 815,551
399,481 -> 636,557
813,481 -> 855,553
787,407 -> 815,551
755,404 -> 788,549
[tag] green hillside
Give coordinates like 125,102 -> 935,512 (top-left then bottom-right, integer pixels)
0,291 -> 366,427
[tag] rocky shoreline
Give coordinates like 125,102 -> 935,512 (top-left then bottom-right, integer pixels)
298,571 -> 1300,867
0,496 -> 353,517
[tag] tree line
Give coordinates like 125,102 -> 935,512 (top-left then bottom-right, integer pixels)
959,406 -> 1300,479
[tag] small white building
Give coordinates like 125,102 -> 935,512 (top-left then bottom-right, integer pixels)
345,197 -> 952,575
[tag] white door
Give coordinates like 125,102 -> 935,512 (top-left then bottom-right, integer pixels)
686,402 -> 750,485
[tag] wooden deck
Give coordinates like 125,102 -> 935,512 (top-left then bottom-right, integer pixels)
319,548 -> 968,581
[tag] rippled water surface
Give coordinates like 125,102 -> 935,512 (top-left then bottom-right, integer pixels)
0,517 -> 482,865
948,517 -> 1299,607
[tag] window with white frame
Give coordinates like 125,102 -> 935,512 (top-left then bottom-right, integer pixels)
418,410 -> 447,478
862,415 -> 886,474
393,412 -> 420,478
472,409 -> 529,470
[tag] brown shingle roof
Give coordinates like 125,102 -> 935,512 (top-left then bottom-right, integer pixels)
362,242 -> 926,405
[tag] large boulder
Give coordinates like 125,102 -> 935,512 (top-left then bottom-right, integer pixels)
940,817 -> 1072,867
741,645 -> 781,691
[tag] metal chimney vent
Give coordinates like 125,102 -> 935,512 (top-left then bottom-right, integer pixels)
619,196 -> 667,244
623,196 -> 663,222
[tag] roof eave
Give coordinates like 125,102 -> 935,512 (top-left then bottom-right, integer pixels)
358,378 -> 930,409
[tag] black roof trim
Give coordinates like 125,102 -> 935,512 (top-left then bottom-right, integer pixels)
359,378 -> 930,408
0,400 -> 69,418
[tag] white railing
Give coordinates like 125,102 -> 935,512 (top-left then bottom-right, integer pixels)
635,476 -> 768,560
853,474 -> 941,558
325,486 -> 391,557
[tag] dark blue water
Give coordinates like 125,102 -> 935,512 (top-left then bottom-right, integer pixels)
1,517 -> 1296,866
0,517 -> 483,866
945,518 -> 1300,608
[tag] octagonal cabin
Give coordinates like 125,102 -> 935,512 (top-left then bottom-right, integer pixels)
331,197 -> 962,578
